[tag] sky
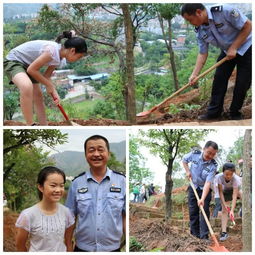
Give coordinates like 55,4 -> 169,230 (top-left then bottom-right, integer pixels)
129,128 -> 247,190
43,128 -> 126,155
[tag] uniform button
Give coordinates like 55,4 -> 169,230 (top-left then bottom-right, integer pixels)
97,228 -> 100,231
98,213 -> 100,215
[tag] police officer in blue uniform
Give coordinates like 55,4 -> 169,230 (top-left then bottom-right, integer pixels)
181,3 -> 251,120
65,135 -> 126,252
182,141 -> 218,240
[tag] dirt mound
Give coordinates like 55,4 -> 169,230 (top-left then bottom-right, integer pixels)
172,186 -> 188,194
137,79 -> 252,125
130,217 -> 243,252
130,218 -> 212,252
4,212 -> 18,252
136,102 -> 251,125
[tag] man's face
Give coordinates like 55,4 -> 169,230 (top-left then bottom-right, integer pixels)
183,10 -> 204,26
85,139 -> 109,170
202,146 -> 217,161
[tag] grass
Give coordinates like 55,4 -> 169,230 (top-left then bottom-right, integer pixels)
172,211 -> 184,219
129,236 -> 145,252
146,195 -> 165,208
46,99 -> 101,121
172,192 -> 187,205
73,99 -> 100,119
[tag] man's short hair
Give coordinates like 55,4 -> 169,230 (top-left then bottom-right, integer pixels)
84,135 -> 110,152
204,141 -> 218,150
181,3 -> 205,16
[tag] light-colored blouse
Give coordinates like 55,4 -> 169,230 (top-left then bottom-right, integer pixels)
15,203 -> 74,252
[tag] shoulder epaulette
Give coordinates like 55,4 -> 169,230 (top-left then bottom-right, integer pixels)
211,159 -> 218,166
72,171 -> 86,181
193,150 -> 201,154
211,5 -> 223,12
194,26 -> 199,33
112,170 -> 126,177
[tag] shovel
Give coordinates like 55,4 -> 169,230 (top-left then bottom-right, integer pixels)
137,56 -> 228,117
50,93 -> 80,126
189,179 -> 229,252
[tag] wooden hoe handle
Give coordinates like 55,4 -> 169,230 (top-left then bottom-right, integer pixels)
156,56 -> 228,109
189,178 -> 220,247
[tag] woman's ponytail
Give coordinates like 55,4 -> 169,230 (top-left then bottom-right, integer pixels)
56,30 -> 87,54
55,31 -> 73,43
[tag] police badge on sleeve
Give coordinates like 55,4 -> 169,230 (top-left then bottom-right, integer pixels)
231,9 -> 239,18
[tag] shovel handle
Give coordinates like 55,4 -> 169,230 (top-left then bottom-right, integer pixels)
50,93 -> 70,121
189,179 -> 220,246
156,56 -> 228,108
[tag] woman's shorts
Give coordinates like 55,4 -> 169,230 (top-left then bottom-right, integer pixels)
4,59 -> 39,84
223,189 -> 233,202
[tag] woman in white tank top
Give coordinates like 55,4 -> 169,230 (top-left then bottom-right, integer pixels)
4,31 -> 87,126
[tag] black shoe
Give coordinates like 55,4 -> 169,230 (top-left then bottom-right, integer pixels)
198,114 -> 220,121
201,237 -> 211,245
229,113 -> 243,120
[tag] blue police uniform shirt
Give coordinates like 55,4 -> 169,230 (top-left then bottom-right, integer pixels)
65,168 -> 126,252
183,150 -> 217,189
196,4 -> 251,55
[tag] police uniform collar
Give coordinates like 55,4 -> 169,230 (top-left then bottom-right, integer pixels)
86,167 -> 111,181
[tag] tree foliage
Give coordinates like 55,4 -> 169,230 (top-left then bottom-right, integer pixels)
3,89 -> 20,120
99,73 -> 126,119
156,3 -> 182,90
138,129 -> 211,219
108,152 -> 126,175
226,136 -> 244,165
129,135 -> 154,191
4,129 -> 68,212
88,100 -> 117,119
4,129 -> 68,179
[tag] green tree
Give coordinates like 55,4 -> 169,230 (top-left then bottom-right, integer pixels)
108,152 -> 126,175
3,90 -> 20,120
36,3 -> 156,122
4,129 -> 68,180
226,136 -> 244,165
100,73 -> 126,119
56,86 -> 68,99
4,146 -> 53,212
88,100 -> 116,119
156,3 -> 182,91
4,129 -> 68,212
138,129 -> 210,219
135,74 -> 175,112
121,3 -> 136,123
129,136 -> 154,191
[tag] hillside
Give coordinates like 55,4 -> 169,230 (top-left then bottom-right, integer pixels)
50,141 -> 126,176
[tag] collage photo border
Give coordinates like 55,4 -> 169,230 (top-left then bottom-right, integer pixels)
0,0 -> 255,253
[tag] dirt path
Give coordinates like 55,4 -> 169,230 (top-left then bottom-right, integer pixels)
4,212 -> 18,252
